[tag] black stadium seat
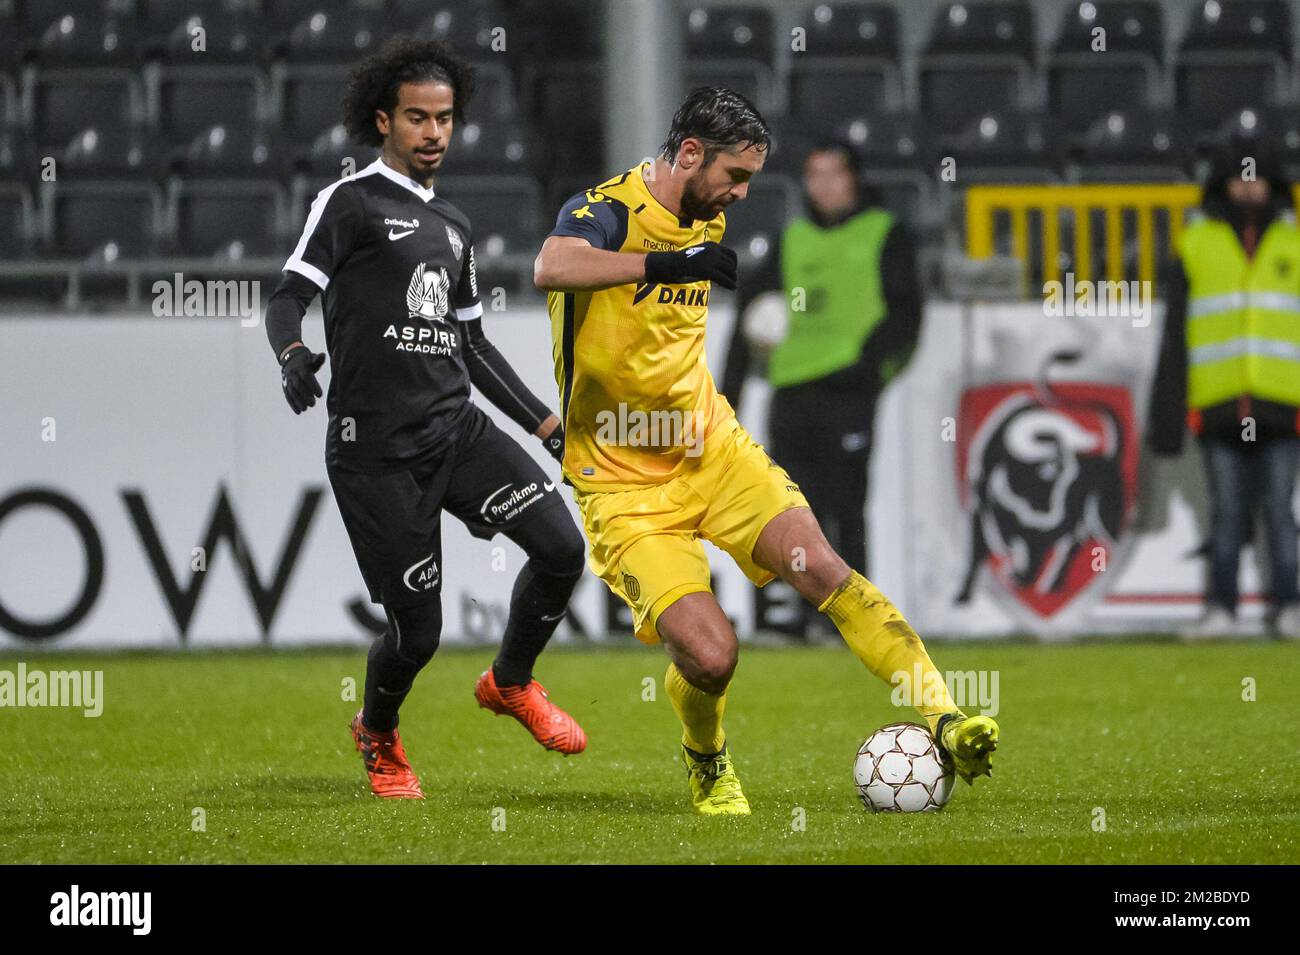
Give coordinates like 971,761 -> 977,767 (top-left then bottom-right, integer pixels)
173,123 -> 282,178
156,63 -> 263,139
279,9 -> 384,63
31,68 -> 141,145
1071,108 -> 1187,181
278,64 -> 350,136
920,1 -> 1035,135
50,125 -> 165,181
392,0 -> 513,60
143,6 -> 262,64
46,180 -> 163,258
685,5 -> 773,110
440,177 -> 541,258
1176,0 -> 1292,132
788,3 -> 902,123
27,9 -> 139,66
1049,1 -> 1163,129
450,121 -> 538,177
170,177 -> 284,257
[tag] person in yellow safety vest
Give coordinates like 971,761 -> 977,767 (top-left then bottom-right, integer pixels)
721,140 -> 923,640
1148,137 -> 1300,641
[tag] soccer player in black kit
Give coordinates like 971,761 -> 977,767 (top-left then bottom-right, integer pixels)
264,37 -> 588,799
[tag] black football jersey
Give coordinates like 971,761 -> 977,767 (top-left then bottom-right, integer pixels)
283,157 -> 483,468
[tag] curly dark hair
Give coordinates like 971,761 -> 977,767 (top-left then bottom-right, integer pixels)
340,35 -> 477,147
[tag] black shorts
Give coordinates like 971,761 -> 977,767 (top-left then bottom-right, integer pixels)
326,403 -> 567,608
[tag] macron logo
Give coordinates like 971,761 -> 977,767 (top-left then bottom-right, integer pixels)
50,885 -> 151,935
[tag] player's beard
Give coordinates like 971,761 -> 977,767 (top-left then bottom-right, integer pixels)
679,172 -> 723,222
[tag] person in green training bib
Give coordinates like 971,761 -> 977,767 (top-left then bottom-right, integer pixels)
722,140 -> 923,639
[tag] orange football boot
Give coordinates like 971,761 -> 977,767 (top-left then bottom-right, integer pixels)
474,668 -> 587,755
349,710 -> 425,799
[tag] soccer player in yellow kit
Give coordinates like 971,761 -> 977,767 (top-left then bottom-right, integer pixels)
534,88 -> 998,814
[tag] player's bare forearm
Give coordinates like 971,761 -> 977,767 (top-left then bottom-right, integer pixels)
535,414 -> 560,438
534,236 -> 646,292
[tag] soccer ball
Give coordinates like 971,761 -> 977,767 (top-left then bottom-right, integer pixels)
854,722 -> 954,813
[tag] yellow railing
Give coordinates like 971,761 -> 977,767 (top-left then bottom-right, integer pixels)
965,184 -> 1300,294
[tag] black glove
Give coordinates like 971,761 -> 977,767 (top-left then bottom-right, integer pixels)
280,345 -> 325,414
542,423 -> 565,463
644,241 -> 738,290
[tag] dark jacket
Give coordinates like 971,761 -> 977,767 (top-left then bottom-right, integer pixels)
1147,141 -> 1298,456
720,197 -> 923,410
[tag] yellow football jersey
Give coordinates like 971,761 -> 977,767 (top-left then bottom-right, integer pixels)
546,161 -> 737,492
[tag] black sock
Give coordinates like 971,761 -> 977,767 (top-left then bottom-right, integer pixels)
492,561 -> 580,686
362,637 -> 416,733
363,603 -> 441,732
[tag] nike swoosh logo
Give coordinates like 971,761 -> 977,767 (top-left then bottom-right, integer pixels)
540,611 -> 566,622
543,481 -> 555,492
388,229 -> 415,240
684,246 -> 704,257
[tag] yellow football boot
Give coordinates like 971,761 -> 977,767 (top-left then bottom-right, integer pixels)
937,713 -> 1000,784
682,744 -> 751,816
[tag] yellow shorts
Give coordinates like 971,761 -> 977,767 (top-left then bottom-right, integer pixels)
573,419 -> 810,644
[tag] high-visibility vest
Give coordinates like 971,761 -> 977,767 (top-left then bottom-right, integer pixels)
770,208 -> 893,388
1179,213 -> 1300,409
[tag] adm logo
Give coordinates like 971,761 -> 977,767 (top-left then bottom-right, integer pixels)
403,553 -> 439,593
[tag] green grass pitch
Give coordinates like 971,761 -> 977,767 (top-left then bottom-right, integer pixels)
2,641 -> 1297,864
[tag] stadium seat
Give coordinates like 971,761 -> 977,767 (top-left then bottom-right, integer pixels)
278,9 -> 384,62
1176,0 -> 1291,132
1070,109 -> 1188,181
685,5 -> 774,111
920,2 -> 1035,135
391,0 -> 513,60
450,120 -> 538,177
169,177 -> 285,257
788,3 -> 902,123
30,67 -> 142,145
837,114 -> 935,224
514,0 -> 601,62
685,5 -> 774,64
50,125 -> 166,181
438,176 -> 541,258
277,63 -> 349,137
171,123 -> 282,178
26,8 -> 139,66
141,5 -> 260,63
1049,1 -> 1162,129
717,174 -> 796,264
936,111 -> 1062,184
155,63 -> 264,139
45,180 -> 163,258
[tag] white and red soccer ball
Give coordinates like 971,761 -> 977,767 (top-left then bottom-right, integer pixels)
854,722 -> 955,813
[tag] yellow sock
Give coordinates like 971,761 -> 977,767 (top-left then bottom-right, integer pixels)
665,662 -> 727,754
819,570 -> 960,734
